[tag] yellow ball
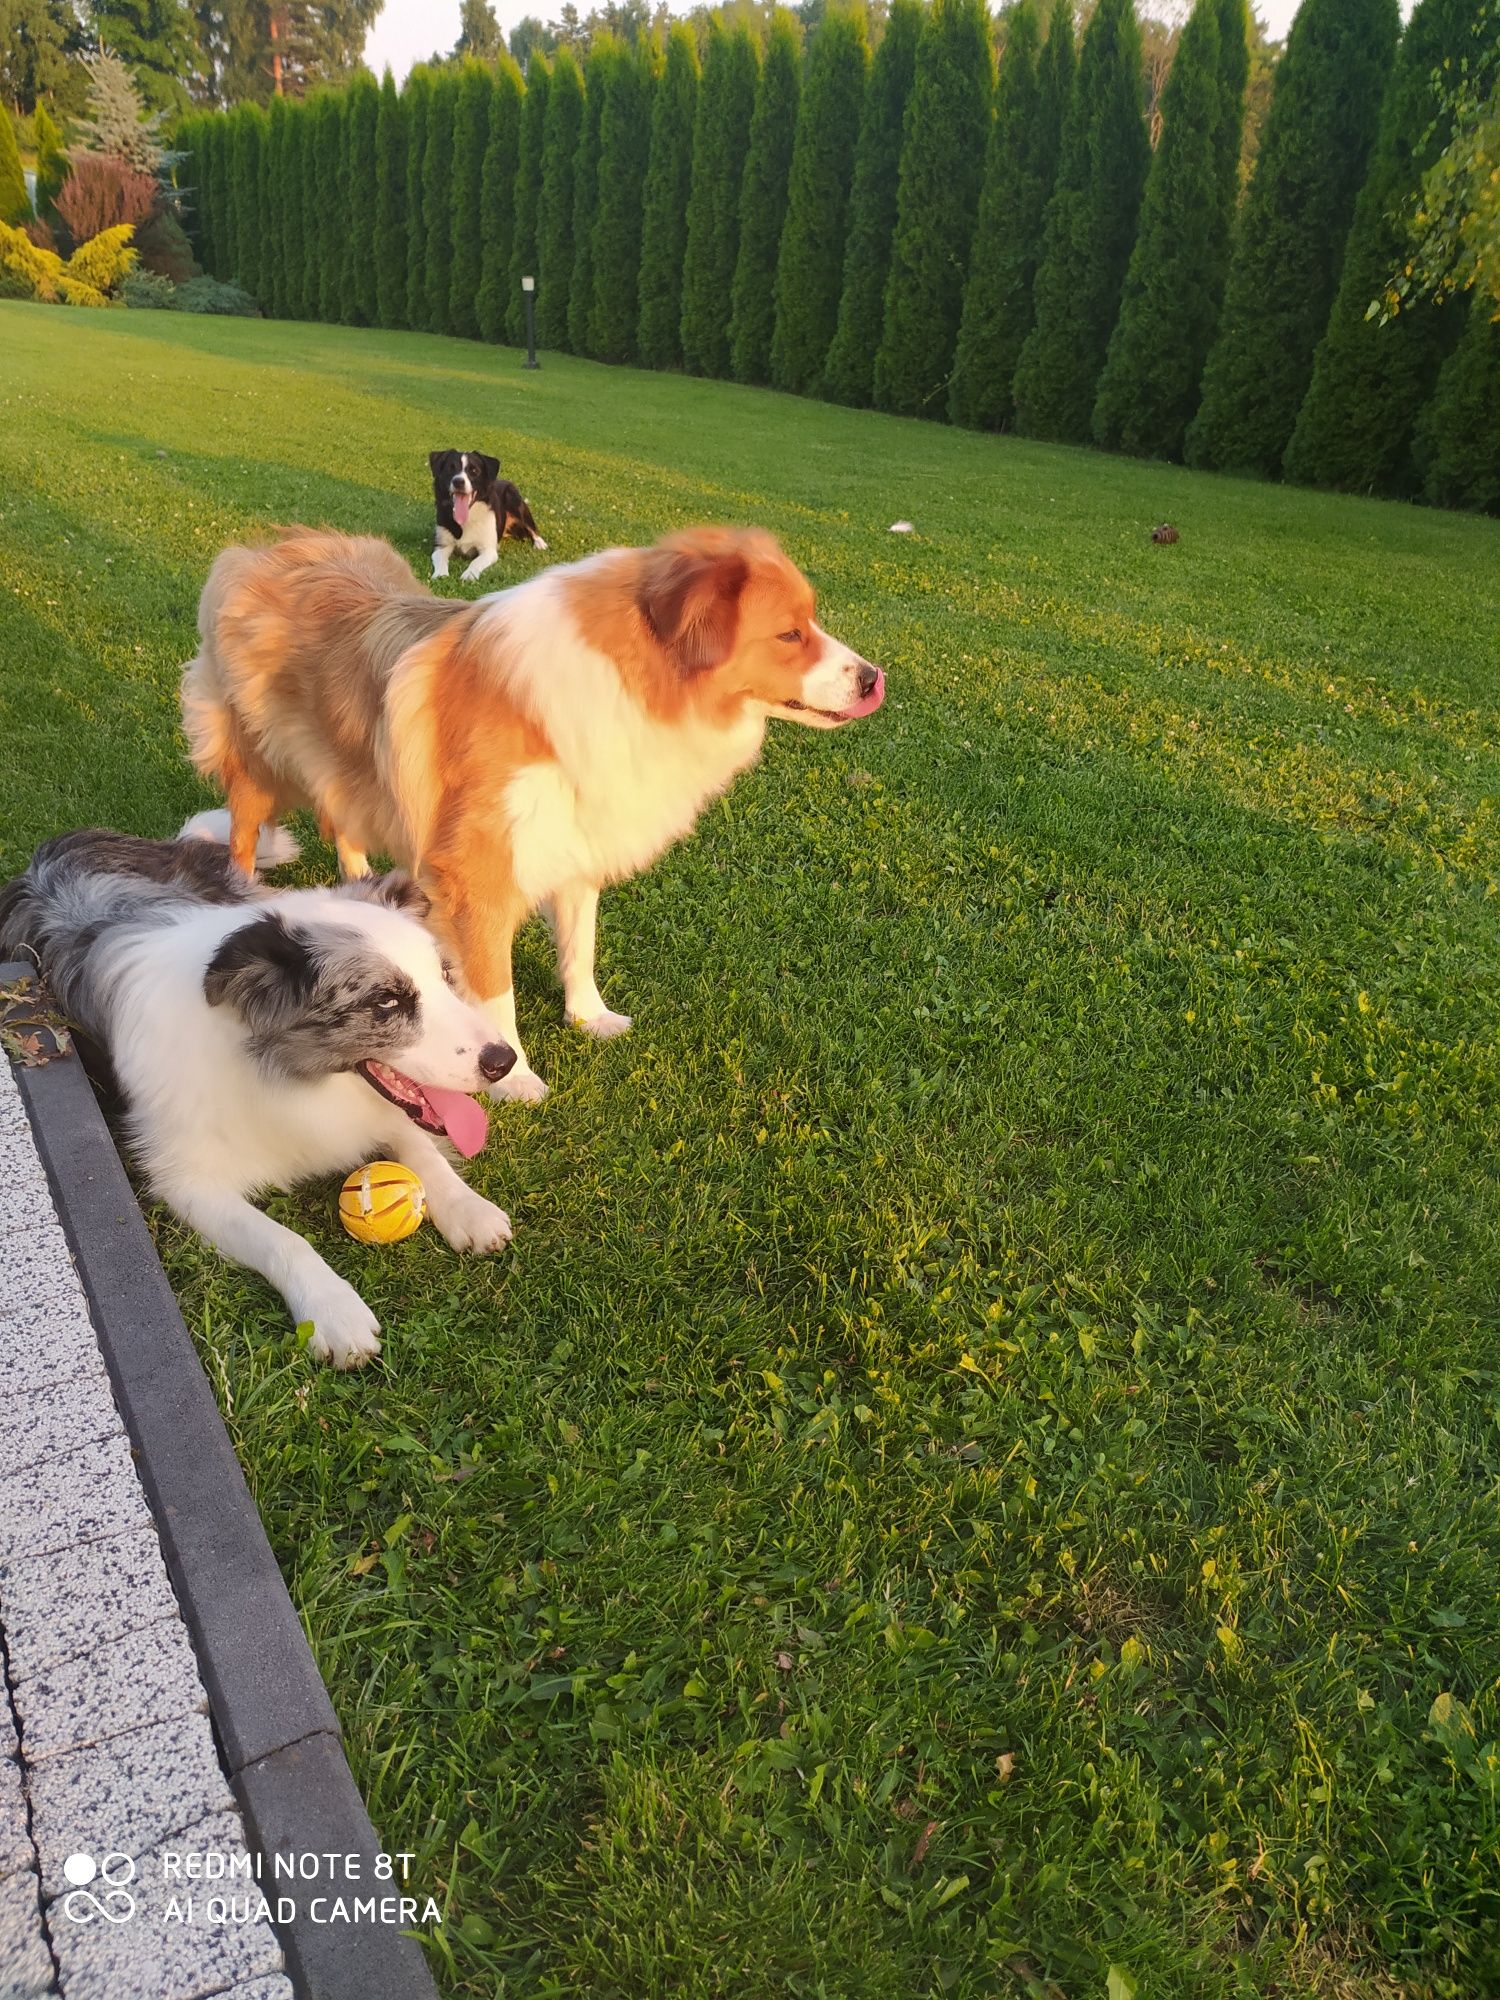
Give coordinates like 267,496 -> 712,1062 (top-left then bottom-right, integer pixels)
339,1161 -> 426,1245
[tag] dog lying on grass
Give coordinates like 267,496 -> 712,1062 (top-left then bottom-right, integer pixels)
0,825 -> 516,1367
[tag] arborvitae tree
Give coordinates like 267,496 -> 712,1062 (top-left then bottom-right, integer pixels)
206,114 -> 232,278
422,69 -> 460,336
243,107 -> 270,301
344,72 -> 380,326
1283,0 -> 1479,495
873,0 -> 995,417
1417,306 -> 1500,514
447,60 -> 493,338
506,53 -> 551,343
260,97 -> 287,316
568,38 -> 618,355
34,103 -> 68,224
1185,0 -> 1398,476
476,54 -> 526,342
590,36 -> 656,362
281,104 -> 308,316
404,67 -> 433,330
1012,0 -> 1150,441
375,69 -> 409,330
314,93 -> 348,322
729,10 -> 802,385
949,0 -> 1049,429
770,4 -> 869,394
821,0 -> 922,405
535,44 -> 586,347
1092,0 -> 1245,457
636,24 -> 699,367
1210,0 -> 1250,216
0,102 -> 30,226
680,21 -> 761,377
302,101 -> 326,316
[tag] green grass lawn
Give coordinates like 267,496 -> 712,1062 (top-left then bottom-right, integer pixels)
3,301 -> 1499,2000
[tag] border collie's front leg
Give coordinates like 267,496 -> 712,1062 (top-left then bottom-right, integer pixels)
382,1123 -> 512,1252
432,527 -> 456,579
460,549 -> 498,583
549,882 -> 631,1038
164,1183 -> 381,1367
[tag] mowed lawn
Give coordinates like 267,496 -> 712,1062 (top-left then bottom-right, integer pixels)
3,302 -> 1500,2000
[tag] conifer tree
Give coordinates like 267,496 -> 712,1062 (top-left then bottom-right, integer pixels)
301,104 -> 323,316
680,21 -> 761,377
1092,0 -> 1243,457
1185,0 -> 1398,476
476,53 -> 525,342
242,107 -> 269,300
821,0 -> 922,405
281,103 -> 308,316
729,9 -> 802,385
568,37 -> 618,354
873,0 -> 995,417
506,53 -> 551,344
34,103 -> 68,224
771,3 -> 869,394
949,0 -> 1052,429
0,107 -> 32,226
1012,0 -> 1150,441
636,23 -> 699,368
423,69 -> 460,336
261,96 -> 288,316
446,60 -> 492,338
1283,0 -> 1480,495
1416,306 -> 1500,514
344,71 -> 380,326
375,68 -> 408,330
404,66 -> 433,330
209,117 -> 232,278
590,35 -> 656,362
314,93 -> 347,322
536,44 -> 586,347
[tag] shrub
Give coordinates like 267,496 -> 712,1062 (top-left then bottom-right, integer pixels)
34,104 -> 68,223
172,274 -> 260,316
728,9 -> 802,386
0,218 -> 136,305
55,155 -> 155,242
135,210 -> 199,283
120,266 -> 178,308
636,23 -> 699,368
476,53 -> 525,343
1416,304 -> 1500,513
2,113 -> 33,226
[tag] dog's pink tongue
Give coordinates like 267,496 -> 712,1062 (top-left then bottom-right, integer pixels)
452,493 -> 471,526
425,1085 -> 488,1157
839,667 -> 886,720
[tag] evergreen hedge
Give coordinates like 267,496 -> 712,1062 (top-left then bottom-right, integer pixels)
590,37 -> 657,363
821,0 -> 922,406
374,71 -> 408,331
403,68 -> 433,331
315,94 -> 347,323
476,55 -> 525,344
281,104 -> 307,317
636,23 -> 700,369
423,70 -> 460,336
1417,306 -> 1500,514
770,3 -> 869,396
506,55 -> 551,345
261,96 -> 288,318
449,60 -> 494,339
569,38 -> 618,355
680,21 -> 761,378
536,45 -> 586,348
730,9 -> 802,386
345,72 -> 380,327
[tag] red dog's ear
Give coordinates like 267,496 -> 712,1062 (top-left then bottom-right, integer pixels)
637,544 -> 750,673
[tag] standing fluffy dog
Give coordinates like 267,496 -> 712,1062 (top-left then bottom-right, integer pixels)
180,525 -> 886,1100
0,830 -> 516,1366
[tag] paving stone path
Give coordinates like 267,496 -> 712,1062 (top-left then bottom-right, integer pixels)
0,1056 -> 294,2000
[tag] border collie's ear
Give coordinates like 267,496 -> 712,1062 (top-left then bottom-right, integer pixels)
477,454 -> 501,483
336,871 -> 431,921
429,451 -> 452,477
637,543 -> 750,674
204,914 -> 316,1020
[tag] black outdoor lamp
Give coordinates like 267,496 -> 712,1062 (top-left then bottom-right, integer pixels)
522,276 -> 538,370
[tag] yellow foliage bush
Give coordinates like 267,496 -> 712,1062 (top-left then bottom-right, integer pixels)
66,223 -> 138,297
0,219 -> 137,305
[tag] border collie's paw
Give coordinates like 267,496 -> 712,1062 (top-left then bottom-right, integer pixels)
302,1284 -> 382,1369
490,1067 -> 549,1105
574,1008 -> 632,1040
437,1192 -> 513,1255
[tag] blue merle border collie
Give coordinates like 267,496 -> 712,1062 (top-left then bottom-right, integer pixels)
0,822 -> 518,1367
430,449 -> 547,583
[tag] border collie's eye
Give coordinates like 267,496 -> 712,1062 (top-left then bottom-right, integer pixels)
778,629 -> 803,645
441,963 -> 456,986
371,991 -> 403,1018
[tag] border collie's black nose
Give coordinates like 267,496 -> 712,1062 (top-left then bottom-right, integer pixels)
856,662 -> 879,698
478,1041 -> 516,1082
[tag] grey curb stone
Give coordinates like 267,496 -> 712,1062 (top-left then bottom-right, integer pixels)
0,1527 -> 184,1685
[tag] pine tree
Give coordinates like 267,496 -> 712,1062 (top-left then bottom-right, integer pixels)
873,0 -> 995,418
344,71 -> 380,326
34,103 -> 68,224
729,9 -> 802,385
423,68 -> 460,336
1283,0 -> 1480,496
948,0 -> 1053,429
1092,0 -> 1244,457
535,43 -> 586,347
476,53 -> 525,342
770,3 -> 868,394
821,0 -> 921,405
281,102 -> 308,316
590,35 -> 656,363
568,37 -> 618,355
506,53 -> 550,344
1417,305 -> 1500,514
375,68 -> 408,330
1185,0 -> 1398,476
448,59 -> 494,338
315,92 -> 348,322
680,21 -> 761,377
403,66 -> 433,330
636,22 -> 699,368
1012,0 -> 1150,442
0,102 -> 31,226
261,94 -> 288,316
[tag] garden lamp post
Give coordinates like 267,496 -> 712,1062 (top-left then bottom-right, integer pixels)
522,276 -> 538,371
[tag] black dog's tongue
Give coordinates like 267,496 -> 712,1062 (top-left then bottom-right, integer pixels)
452,492 -> 471,526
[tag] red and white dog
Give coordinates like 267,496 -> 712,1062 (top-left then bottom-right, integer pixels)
181,525 -> 886,1099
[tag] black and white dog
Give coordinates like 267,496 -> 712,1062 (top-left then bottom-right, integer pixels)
430,449 -> 547,582
0,825 -> 517,1367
